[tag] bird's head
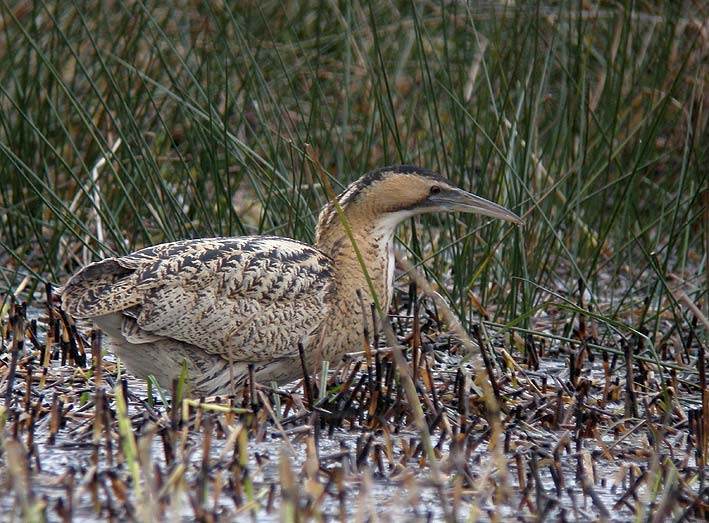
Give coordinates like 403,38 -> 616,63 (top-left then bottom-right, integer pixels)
316,165 -> 522,242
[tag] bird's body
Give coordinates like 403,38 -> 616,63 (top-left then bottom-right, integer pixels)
61,166 -> 521,396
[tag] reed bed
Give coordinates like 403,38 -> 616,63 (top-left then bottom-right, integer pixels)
2,273 -> 709,521
1,1 -> 707,521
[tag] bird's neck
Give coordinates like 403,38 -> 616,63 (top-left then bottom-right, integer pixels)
315,213 -> 402,314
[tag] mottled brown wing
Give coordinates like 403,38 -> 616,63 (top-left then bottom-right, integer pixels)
61,237 -> 335,362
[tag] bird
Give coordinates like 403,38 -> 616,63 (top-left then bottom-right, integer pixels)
60,166 -> 522,396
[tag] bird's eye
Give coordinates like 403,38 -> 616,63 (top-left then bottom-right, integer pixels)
429,185 -> 441,195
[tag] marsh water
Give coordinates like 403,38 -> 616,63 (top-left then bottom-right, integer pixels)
1,301 -> 705,522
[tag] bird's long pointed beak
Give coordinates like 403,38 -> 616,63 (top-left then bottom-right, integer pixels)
434,188 -> 524,224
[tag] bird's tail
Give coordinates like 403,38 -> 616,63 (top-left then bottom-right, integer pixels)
60,258 -> 142,318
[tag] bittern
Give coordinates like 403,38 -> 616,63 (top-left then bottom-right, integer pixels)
61,166 -> 521,396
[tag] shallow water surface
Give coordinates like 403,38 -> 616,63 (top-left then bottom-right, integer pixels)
1,301 -> 706,522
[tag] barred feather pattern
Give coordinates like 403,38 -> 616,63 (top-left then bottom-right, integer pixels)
61,237 -> 336,394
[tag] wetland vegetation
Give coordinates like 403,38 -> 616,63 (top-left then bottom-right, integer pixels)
1,1 -> 707,521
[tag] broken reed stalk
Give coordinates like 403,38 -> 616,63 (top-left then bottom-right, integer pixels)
472,324 -> 501,404
279,447 -> 297,522
91,330 -> 102,388
4,302 -> 24,407
40,301 -> 54,389
237,426 -> 256,513
298,342 -> 313,409
92,388 -> 103,470
198,416 -> 212,508
23,361 -> 32,416
115,366 -> 141,501
699,337 -> 708,474
577,278 -> 586,337
623,339 -> 639,419
4,437 -> 39,520
525,333 -> 539,370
